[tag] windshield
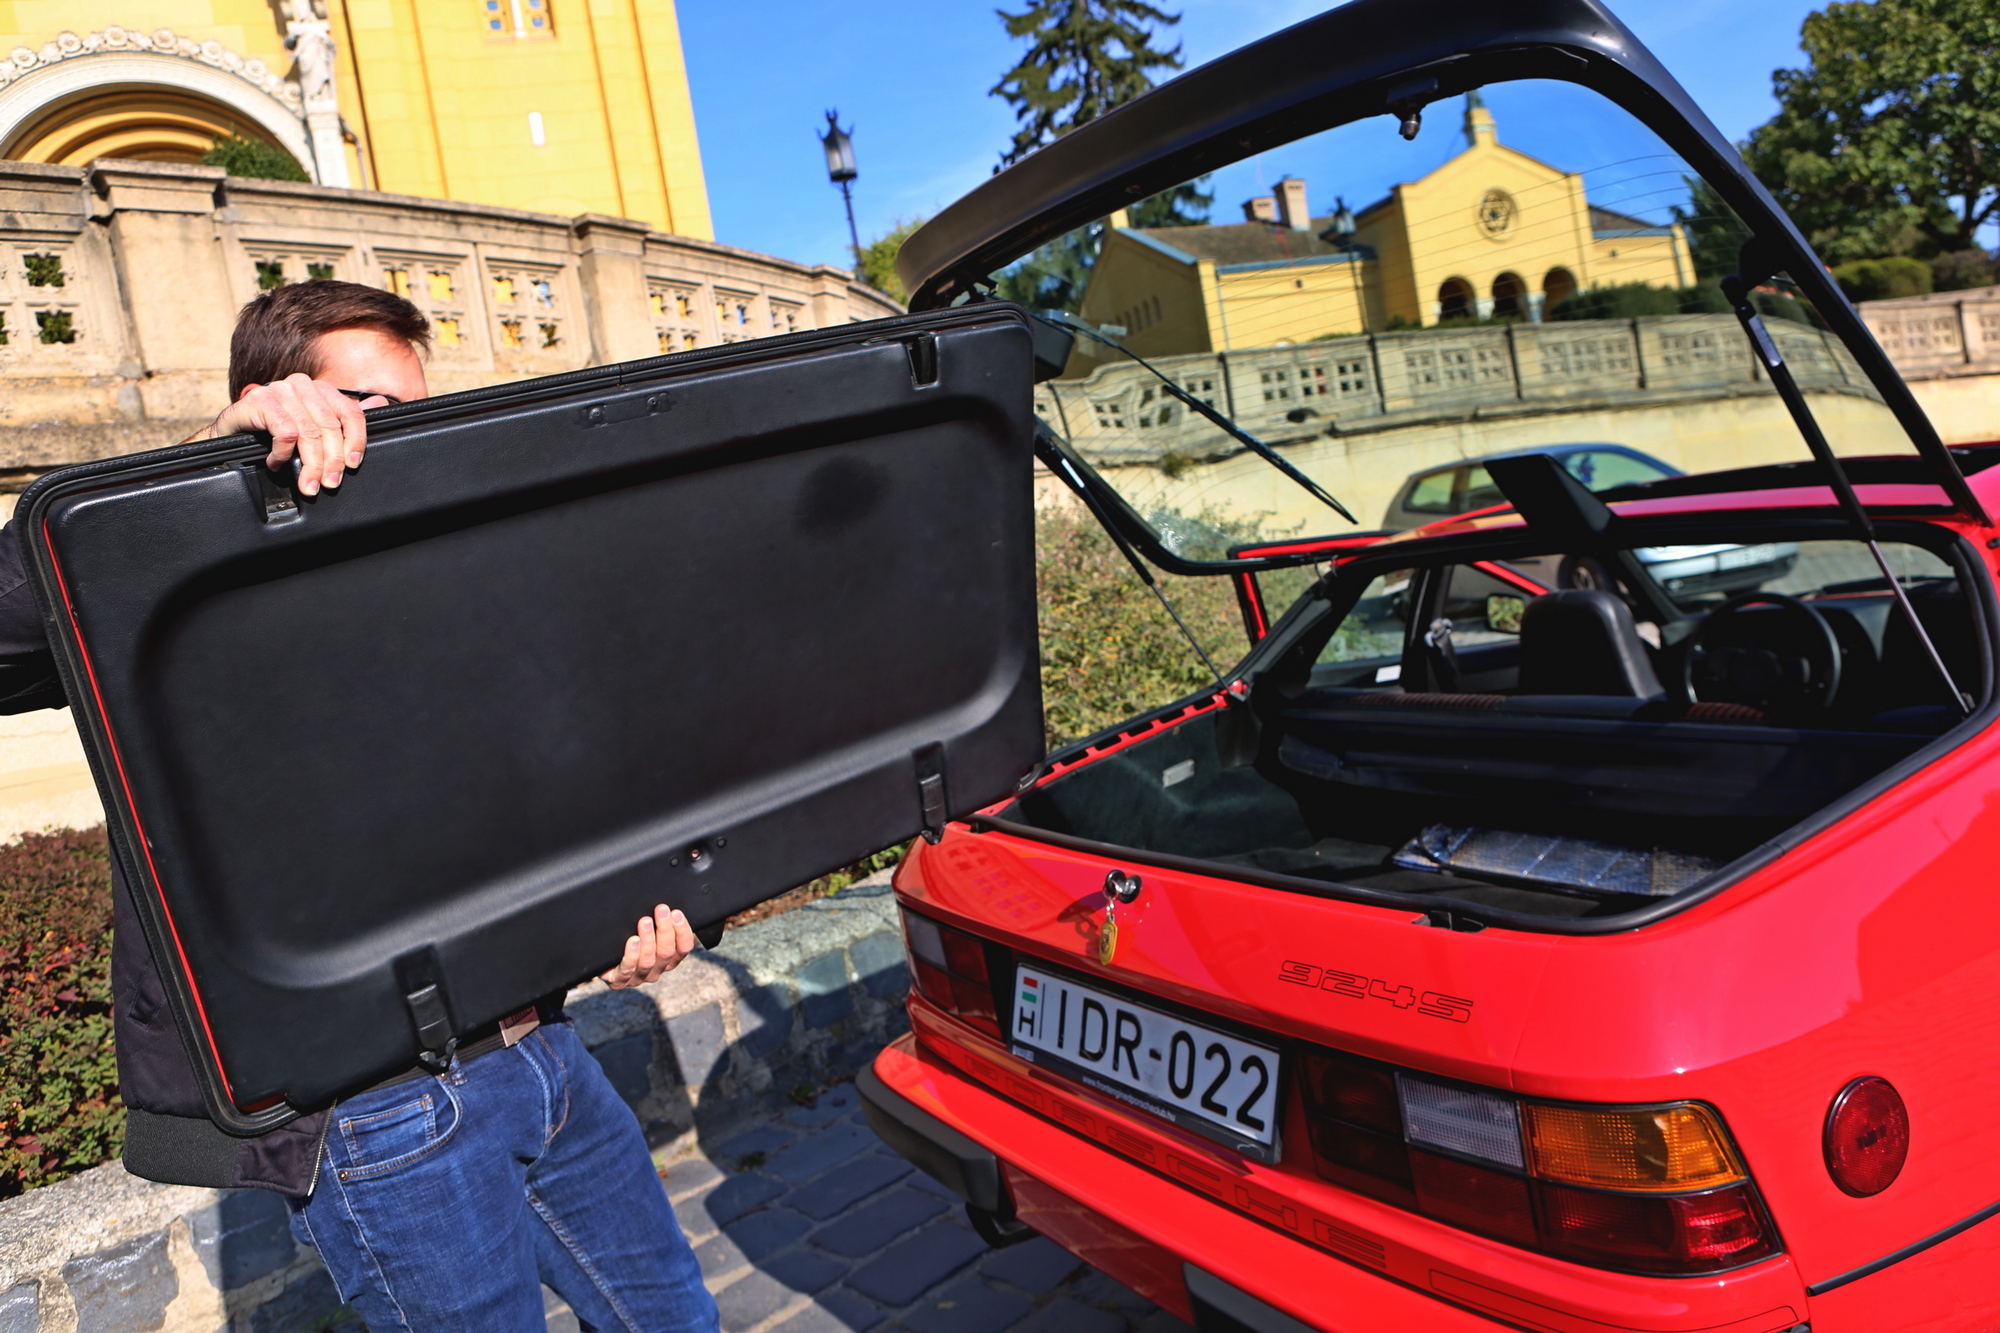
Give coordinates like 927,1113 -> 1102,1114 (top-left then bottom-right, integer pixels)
1015,79 -> 1925,568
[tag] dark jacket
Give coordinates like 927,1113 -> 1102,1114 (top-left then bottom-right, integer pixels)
0,521 -> 328,1194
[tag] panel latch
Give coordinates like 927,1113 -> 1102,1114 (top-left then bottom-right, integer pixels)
394,946 -> 457,1073
906,332 -> 939,387
243,462 -> 301,524
404,984 -> 455,1071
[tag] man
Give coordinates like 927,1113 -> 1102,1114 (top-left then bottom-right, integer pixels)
0,281 -> 719,1332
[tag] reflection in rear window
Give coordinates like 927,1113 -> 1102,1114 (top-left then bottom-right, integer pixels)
1459,467 -> 1502,512
1564,451 -> 1671,491
1405,470 -> 1456,514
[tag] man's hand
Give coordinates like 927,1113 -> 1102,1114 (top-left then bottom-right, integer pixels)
600,904 -> 698,990
183,375 -> 385,496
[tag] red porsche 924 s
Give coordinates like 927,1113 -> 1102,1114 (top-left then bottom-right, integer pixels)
856,1 -> 2000,1330
20,0 -> 1996,1328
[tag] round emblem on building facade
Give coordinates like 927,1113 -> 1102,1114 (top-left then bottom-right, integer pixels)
1477,188 -> 1515,238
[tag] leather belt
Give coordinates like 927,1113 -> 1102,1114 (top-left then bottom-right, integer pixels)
362,1001 -> 556,1093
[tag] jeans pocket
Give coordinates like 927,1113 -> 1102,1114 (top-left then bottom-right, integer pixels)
335,1085 -> 459,1180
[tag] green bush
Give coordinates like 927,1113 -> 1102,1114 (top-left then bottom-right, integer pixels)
201,136 -> 310,183
0,828 -> 119,1199
1548,281 -> 1686,320
1547,280 -> 1740,320
1036,506 -> 1251,750
1930,250 -> 1996,293
1548,279 -> 1811,325
1831,256 -> 1933,303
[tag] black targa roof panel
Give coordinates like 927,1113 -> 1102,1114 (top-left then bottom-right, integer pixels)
21,306 -> 1042,1129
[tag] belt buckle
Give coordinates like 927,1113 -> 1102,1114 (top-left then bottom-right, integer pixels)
500,1006 -> 541,1047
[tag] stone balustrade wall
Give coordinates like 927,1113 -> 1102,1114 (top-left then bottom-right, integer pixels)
0,157 -> 899,487
1856,286 -> 2000,382
1041,314 -> 1878,468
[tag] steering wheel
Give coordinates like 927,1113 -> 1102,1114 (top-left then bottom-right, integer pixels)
1684,591 -> 1842,714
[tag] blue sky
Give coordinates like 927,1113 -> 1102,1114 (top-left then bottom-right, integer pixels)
676,0 -> 1826,268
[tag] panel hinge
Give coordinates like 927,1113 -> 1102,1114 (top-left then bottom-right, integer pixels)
915,744 -> 949,844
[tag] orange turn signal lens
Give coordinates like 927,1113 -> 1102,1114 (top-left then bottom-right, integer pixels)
1526,1103 -> 1745,1193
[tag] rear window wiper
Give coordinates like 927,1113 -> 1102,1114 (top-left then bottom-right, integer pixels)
1044,314 -> 1358,525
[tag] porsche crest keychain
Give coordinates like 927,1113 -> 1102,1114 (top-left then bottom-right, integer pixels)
1101,870 -> 1141,965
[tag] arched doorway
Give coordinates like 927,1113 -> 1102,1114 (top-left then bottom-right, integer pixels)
0,46 -> 319,180
1492,271 -> 1525,319
1437,276 -> 1473,323
6,87 -> 301,168
1543,267 -> 1577,313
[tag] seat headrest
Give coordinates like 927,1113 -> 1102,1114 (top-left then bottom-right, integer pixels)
1518,589 -> 1664,698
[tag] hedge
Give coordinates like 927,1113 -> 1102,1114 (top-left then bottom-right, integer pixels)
1036,505 -> 1255,750
0,827 -> 119,1198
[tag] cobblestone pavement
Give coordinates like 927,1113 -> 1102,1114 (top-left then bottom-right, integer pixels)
544,1081 -> 1193,1333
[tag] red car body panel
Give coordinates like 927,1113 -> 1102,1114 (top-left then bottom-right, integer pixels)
875,1035 -> 1810,1332
876,490 -> 2000,1329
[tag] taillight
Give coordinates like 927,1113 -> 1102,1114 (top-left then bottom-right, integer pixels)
1823,1076 -> 1909,1197
1300,1048 -> 1779,1275
902,908 -> 1000,1038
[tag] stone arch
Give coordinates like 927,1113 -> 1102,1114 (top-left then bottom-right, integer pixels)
1543,266 -> 1577,312
1491,271 -> 1526,319
0,44 -> 315,179
1437,276 -> 1473,323
7,86 -> 302,167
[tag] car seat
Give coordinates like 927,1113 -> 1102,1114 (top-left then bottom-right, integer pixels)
1517,589 -> 1665,698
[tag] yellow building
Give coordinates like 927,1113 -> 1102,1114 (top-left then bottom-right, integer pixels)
0,0 -> 711,238
1077,94 -> 1690,360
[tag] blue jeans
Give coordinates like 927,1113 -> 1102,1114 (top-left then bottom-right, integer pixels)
290,1020 -> 718,1333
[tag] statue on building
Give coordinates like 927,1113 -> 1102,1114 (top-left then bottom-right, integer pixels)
283,2 -> 336,111
282,0 -> 350,186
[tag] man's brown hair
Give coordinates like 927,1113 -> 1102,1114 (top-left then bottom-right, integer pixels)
228,279 -> 431,398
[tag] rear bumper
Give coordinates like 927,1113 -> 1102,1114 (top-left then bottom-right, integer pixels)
857,1061 -> 1007,1214
856,1063 -> 1324,1332
866,1031 -> 1809,1333
865,1035 -> 1495,1330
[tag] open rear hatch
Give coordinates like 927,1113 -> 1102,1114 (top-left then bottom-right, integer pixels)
18,306 -> 1044,1130
880,0 -> 2000,937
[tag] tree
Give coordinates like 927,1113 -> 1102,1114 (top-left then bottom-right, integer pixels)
857,217 -> 927,305
1743,0 -> 2000,263
1128,178 -> 1212,228
201,135 -> 309,182
994,223 -> 1100,311
992,182 -> 1209,313
988,3 -> 1199,312
1673,176 -> 1753,283
991,0 -> 1185,168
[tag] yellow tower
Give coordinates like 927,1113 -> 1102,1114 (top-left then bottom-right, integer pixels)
0,0 -> 712,239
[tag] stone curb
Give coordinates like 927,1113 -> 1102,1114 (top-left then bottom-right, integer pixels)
0,870 -> 912,1332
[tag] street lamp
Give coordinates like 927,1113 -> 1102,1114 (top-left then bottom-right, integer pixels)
1320,197 -> 1367,333
1321,197 -> 1357,248
820,110 -> 862,268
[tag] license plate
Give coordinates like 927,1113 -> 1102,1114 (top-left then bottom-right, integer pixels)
1719,543 -> 1781,570
1010,964 -> 1282,1156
